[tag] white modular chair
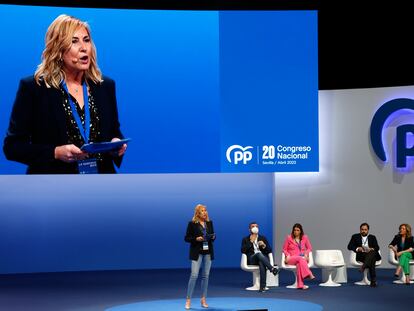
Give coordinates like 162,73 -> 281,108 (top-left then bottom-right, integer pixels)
349,250 -> 381,285
314,250 -> 345,287
281,252 -> 314,289
388,248 -> 414,284
240,253 -> 278,290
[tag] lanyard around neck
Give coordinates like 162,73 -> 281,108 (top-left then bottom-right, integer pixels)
362,235 -> 368,246
62,80 -> 90,144
201,223 -> 207,237
295,239 -> 302,250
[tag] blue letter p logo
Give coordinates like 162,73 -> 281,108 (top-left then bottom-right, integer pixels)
370,98 -> 414,168
396,124 -> 414,167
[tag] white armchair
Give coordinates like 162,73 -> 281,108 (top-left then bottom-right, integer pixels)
281,252 -> 314,289
314,250 -> 345,287
349,250 -> 381,285
388,248 -> 414,284
240,253 -> 278,290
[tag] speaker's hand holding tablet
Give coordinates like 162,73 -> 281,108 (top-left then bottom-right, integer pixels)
110,137 -> 128,157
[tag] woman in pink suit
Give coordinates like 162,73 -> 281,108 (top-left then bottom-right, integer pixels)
282,223 -> 315,289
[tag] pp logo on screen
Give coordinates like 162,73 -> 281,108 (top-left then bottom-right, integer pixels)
370,98 -> 414,168
226,145 -> 253,165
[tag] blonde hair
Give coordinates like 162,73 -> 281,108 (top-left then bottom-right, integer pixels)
191,204 -> 209,223
400,223 -> 412,238
34,14 -> 102,88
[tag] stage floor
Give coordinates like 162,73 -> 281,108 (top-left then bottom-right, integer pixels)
0,268 -> 413,310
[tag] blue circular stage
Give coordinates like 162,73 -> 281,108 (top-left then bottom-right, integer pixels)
105,297 -> 323,311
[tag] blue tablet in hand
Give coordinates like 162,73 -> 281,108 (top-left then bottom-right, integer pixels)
81,138 -> 131,153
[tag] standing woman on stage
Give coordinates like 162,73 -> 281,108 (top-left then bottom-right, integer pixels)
282,223 -> 315,289
184,204 -> 216,309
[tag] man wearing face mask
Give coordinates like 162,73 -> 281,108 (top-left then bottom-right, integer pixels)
241,222 -> 279,291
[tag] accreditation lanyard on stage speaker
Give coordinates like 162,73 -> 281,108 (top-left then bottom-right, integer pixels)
62,81 -> 98,174
202,225 -> 209,251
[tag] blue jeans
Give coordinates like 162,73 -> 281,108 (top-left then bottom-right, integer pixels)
186,254 -> 212,299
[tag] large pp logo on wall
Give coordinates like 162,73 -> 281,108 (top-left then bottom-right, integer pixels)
370,98 -> 414,168
226,145 -> 253,165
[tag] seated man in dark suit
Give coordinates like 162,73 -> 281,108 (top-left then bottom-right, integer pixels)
241,222 -> 279,291
347,222 -> 381,287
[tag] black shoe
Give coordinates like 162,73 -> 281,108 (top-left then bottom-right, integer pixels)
272,267 -> 279,276
394,274 -> 400,279
370,280 -> 377,287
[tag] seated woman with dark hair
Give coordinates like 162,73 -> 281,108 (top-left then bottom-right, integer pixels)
282,223 -> 315,289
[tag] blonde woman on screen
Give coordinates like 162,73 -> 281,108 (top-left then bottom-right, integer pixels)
3,14 -> 126,174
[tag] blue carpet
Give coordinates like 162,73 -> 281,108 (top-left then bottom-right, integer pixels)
1,268 -> 414,310
106,297 -> 322,311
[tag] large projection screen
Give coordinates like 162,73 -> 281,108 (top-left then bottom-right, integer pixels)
0,5 -> 318,174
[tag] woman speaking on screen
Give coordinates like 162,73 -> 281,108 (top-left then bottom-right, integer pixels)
3,14 -> 127,174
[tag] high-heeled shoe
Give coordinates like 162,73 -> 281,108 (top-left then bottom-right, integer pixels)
185,298 -> 191,310
201,297 -> 209,308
